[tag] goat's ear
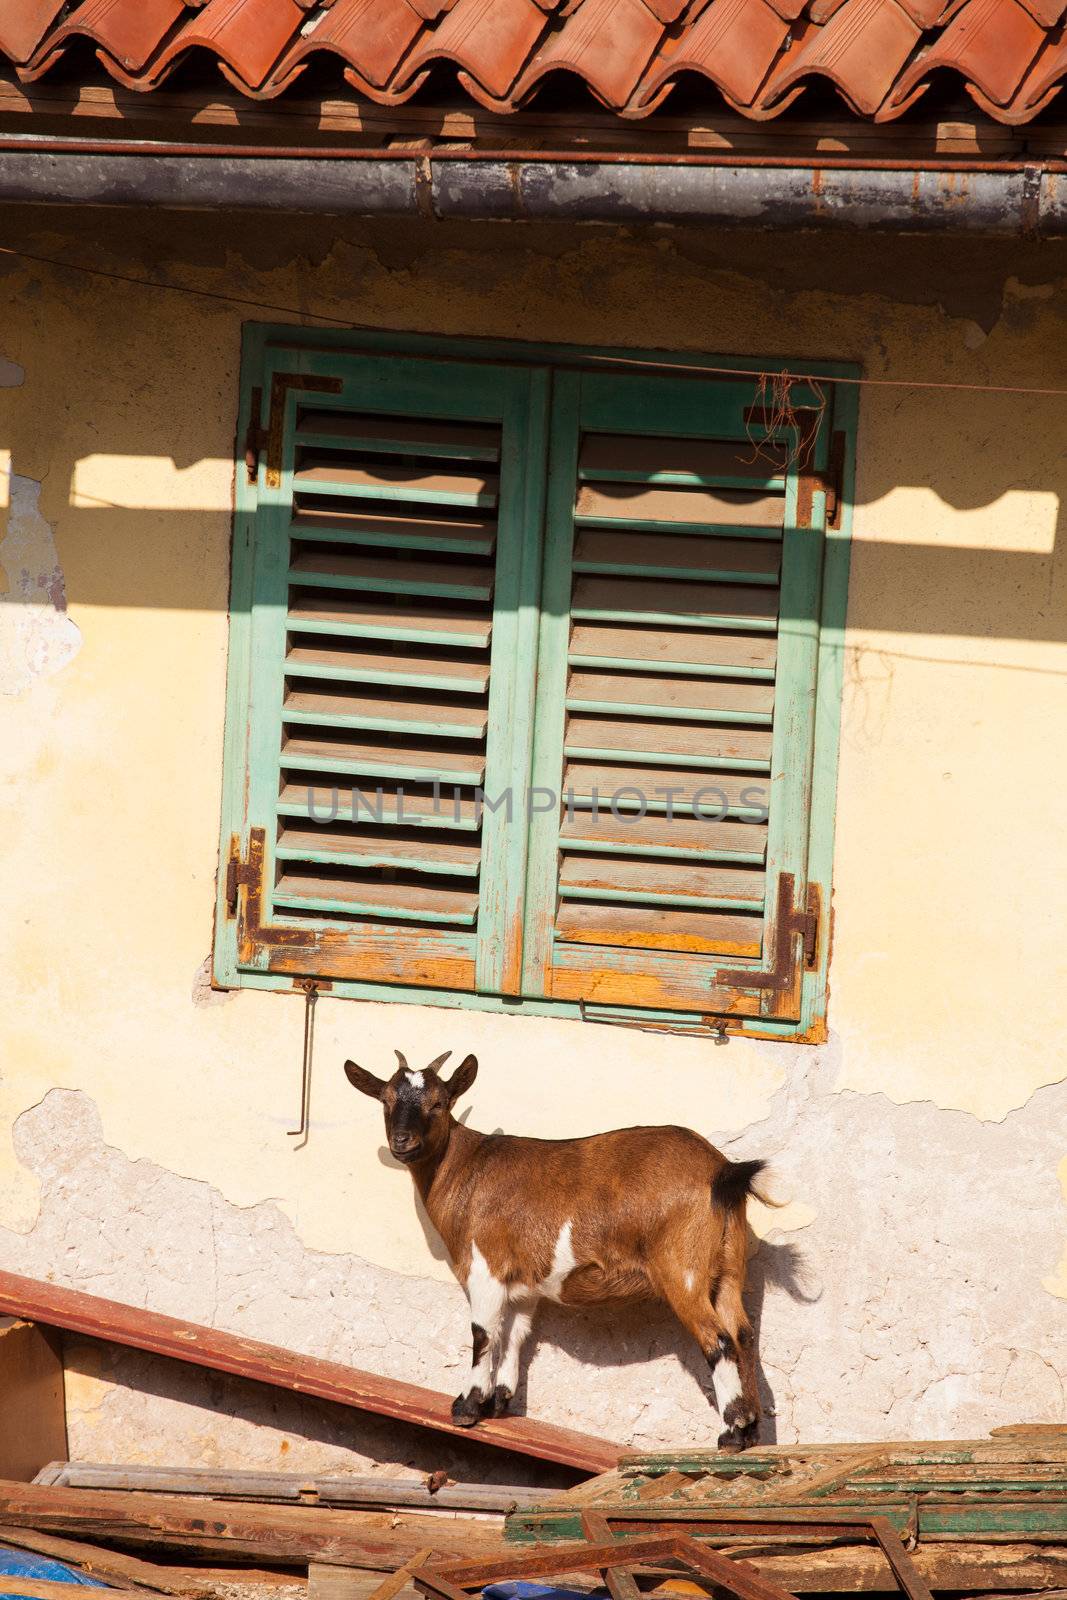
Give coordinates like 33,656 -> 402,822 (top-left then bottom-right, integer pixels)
344,1061 -> 387,1100
444,1054 -> 478,1105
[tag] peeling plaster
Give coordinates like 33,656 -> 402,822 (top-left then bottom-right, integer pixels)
3,1070 -> 1065,1463
1043,1156 -> 1067,1300
0,470 -> 81,694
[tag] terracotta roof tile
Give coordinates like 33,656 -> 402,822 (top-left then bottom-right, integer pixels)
6,0 -> 1067,124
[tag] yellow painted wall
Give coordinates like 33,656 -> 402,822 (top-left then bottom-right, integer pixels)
0,212 -> 1065,1454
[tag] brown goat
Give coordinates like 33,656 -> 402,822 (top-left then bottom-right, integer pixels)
344,1049 -> 766,1450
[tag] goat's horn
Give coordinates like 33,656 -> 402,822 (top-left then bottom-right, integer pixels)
394,1049 -> 409,1071
426,1051 -> 452,1072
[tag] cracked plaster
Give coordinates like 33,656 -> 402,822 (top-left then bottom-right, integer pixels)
0,215 -> 1066,1463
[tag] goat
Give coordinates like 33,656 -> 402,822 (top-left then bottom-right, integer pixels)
344,1049 -> 766,1451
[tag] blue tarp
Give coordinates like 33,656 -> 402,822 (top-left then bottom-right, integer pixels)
485,1584 -> 606,1600
0,1543 -> 110,1600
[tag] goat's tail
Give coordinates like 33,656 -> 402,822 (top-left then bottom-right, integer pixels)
712,1157 -> 778,1211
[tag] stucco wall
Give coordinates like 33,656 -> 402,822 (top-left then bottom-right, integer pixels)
1,210 -> 1065,1472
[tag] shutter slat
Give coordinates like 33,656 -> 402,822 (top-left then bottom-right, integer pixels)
283,687 -> 488,739
575,484 -> 784,528
285,644 -> 490,694
573,530 -> 780,582
289,551 -> 494,603
288,594 -> 492,648
290,507 -> 496,557
274,872 -> 479,925
560,855 -> 764,906
560,811 -> 767,860
278,781 -> 480,831
563,762 -> 768,814
572,576 -> 778,628
579,434 -> 786,487
565,716 -> 773,766
277,826 -> 481,877
569,622 -> 776,675
293,460 -> 499,509
296,413 -> 500,461
567,670 -> 774,722
555,902 -> 763,957
282,734 -> 485,785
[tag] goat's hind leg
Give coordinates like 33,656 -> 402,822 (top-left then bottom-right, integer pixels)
713,1276 -> 760,1453
452,1248 -> 507,1426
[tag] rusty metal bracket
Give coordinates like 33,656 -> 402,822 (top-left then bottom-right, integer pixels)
710,872 -> 820,1006
225,834 -> 258,918
244,372 -> 343,489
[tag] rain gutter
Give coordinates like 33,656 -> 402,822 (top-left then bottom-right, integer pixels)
0,138 -> 1063,233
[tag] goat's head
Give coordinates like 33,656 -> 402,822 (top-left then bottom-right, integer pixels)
343,1050 -> 478,1165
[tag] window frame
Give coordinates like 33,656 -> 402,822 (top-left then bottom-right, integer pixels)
215,323 -> 858,1044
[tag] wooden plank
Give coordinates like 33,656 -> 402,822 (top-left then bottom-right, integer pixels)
278,782 -> 480,831
559,857 -> 764,906
563,763 -> 768,814
294,462 -> 499,509
273,873 -> 480,925
282,688 -> 488,739
310,1568 -> 417,1600
0,1319 -> 67,1483
870,1517 -> 936,1600
0,1582 -> 144,1600
290,508 -> 496,558
579,435 -> 786,486
565,717 -> 772,766
289,552 -> 493,604
555,902 -> 762,957
47,1465 -> 548,1514
569,623 -> 776,674
282,735 -> 486,786
572,577 -> 777,627
560,812 -> 767,860
0,1484 -> 506,1569
575,485 -> 783,528
0,1273 -> 621,1475
0,1524 -> 191,1594
574,532 -> 780,582
285,645 -> 490,695
295,414 -> 499,461
364,1552 -> 437,1600
287,595 -> 491,649
277,828 -> 481,877
567,672 -> 774,720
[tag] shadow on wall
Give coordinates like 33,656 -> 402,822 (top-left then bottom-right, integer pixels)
0,213 -> 1064,648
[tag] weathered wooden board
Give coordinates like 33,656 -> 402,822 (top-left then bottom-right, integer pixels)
42,1463 -> 546,1513
0,1271 -> 621,1475
0,1481 -> 508,1569
0,1319 -> 67,1483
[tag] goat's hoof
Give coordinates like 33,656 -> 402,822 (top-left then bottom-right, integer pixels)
717,1418 -> 759,1453
490,1385 -> 513,1417
451,1390 -> 485,1427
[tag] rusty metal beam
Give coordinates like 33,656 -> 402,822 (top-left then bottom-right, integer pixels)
0,147 -> 1062,232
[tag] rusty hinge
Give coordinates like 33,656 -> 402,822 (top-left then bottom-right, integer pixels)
710,872 -> 821,1002
798,429 -> 846,529
243,373 -> 343,490
225,834 -> 258,918
243,386 -> 266,484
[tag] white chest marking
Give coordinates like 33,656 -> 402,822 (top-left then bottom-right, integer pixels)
404,1070 -> 424,1089
539,1219 -> 578,1302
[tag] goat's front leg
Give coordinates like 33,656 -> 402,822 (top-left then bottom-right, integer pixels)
452,1245 -> 507,1427
491,1295 -> 536,1417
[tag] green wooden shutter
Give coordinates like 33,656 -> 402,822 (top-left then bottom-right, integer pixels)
221,341 -> 548,995
520,368 -> 830,1024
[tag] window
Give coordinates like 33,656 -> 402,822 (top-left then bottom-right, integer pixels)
216,327 -> 855,1042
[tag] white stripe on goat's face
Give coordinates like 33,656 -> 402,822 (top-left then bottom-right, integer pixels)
538,1218 -> 578,1302
404,1070 -> 424,1089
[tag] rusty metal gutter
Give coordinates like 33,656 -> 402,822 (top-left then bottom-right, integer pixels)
0,140 -> 1063,232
